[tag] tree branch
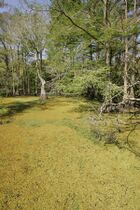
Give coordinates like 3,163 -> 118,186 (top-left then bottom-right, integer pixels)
55,0 -> 103,44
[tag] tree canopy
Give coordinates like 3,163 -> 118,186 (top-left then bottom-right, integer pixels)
0,0 -> 140,105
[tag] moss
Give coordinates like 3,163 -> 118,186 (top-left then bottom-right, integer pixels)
0,96 -> 140,210
0,107 -> 9,116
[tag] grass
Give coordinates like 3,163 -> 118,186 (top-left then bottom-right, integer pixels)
0,96 -> 140,210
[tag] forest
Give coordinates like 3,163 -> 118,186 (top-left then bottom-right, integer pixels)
0,0 -> 140,209
0,0 -> 139,104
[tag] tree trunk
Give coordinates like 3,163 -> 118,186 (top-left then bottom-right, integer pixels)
35,72 -> 38,96
123,37 -> 129,101
103,0 -> 112,103
37,70 -> 46,101
130,0 -> 137,98
123,0 -> 129,102
27,75 -> 30,95
21,53 -> 25,95
12,68 -> 16,96
103,0 -> 110,66
36,52 -> 46,101
1,41 -> 11,96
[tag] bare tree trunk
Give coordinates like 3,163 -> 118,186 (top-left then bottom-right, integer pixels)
27,75 -> 30,95
37,70 -> 46,101
103,0 -> 112,103
21,52 -> 25,95
22,79 -> 25,95
12,67 -> 16,96
35,72 -> 38,96
36,52 -> 46,101
123,0 -> 129,102
123,38 -> 129,101
130,0 -> 137,98
1,41 -> 11,96
103,0 -> 110,66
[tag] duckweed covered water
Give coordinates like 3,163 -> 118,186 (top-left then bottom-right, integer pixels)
0,97 -> 140,210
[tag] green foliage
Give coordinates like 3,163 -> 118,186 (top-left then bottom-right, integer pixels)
52,66 -> 121,101
0,0 -> 139,103
0,107 -> 9,116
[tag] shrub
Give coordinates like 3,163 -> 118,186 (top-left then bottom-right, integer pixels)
52,66 -> 121,101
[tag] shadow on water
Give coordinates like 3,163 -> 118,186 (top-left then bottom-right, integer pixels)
0,96 -> 76,119
72,100 -> 100,114
0,99 -> 39,123
0,96 -> 75,124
